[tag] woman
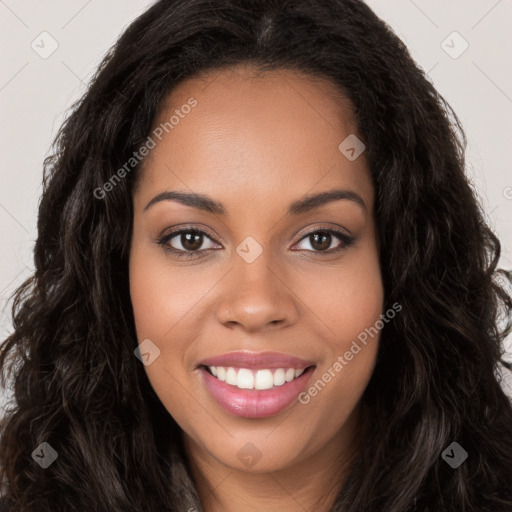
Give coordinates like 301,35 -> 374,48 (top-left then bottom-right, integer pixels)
1,0 -> 511,510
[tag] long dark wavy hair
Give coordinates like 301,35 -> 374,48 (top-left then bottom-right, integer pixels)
1,0 -> 511,510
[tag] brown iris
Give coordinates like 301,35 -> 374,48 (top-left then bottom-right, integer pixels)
309,231 -> 332,251
181,231 -> 203,251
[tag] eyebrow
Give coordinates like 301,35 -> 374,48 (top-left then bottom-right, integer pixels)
143,188 -> 366,215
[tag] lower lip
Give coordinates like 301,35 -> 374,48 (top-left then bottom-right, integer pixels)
199,366 -> 315,418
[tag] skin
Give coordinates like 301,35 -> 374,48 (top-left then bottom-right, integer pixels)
129,64 -> 384,511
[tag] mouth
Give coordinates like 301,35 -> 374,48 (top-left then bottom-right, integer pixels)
197,351 -> 316,418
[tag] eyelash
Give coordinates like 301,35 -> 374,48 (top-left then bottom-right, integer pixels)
156,225 -> 355,259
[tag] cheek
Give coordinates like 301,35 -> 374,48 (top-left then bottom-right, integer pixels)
128,241 -> 211,341
128,242 -> 215,418
294,241 -> 383,418
128,255 -> 191,431
300,240 -> 384,347
128,244 -> 188,386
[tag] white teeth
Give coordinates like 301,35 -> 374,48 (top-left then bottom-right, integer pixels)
206,365 -> 309,390
225,367 -> 237,386
255,369 -> 274,390
273,368 -> 286,386
237,368 -> 255,389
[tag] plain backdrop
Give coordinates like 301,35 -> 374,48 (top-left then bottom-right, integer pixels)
1,1 -> 511,411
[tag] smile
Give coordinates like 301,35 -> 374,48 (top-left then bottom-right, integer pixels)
198,351 -> 316,418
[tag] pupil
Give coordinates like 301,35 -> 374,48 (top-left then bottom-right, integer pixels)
311,232 -> 331,251
182,232 -> 202,251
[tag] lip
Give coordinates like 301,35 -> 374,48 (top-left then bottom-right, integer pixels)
197,351 -> 316,419
199,350 -> 315,370
199,365 -> 315,418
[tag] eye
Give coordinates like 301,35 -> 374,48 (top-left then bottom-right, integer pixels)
293,228 -> 355,254
156,225 -> 355,259
156,227 -> 221,258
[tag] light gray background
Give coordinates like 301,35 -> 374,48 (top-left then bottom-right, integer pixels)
1,1 -> 511,410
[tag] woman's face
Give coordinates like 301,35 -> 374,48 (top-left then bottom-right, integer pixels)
129,65 -> 383,475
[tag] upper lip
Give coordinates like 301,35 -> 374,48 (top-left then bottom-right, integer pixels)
199,351 -> 315,370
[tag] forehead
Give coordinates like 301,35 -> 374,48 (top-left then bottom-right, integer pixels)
134,65 -> 373,214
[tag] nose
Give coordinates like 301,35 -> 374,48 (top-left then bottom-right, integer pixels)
216,249 -> 300,333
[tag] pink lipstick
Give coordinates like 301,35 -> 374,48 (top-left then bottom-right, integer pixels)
198,351 -> 316,418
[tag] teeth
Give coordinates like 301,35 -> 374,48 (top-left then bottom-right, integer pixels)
206,366 -> 308,390
226,367 -> 237,386
255,369 -> 274,390
216,367 -> 226,381
237,368 -> 254,389
273,368 -> 286,386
